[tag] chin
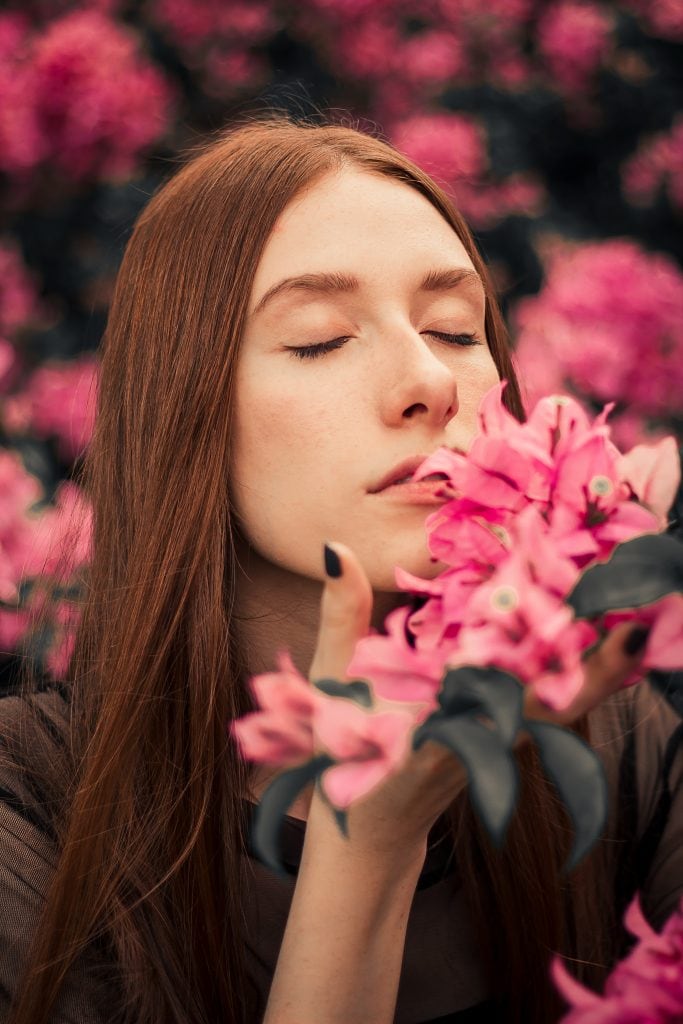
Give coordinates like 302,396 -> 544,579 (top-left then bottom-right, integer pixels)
369,547 -> 445,592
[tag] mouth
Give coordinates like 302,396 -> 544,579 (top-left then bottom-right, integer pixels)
368,450 -> 461,494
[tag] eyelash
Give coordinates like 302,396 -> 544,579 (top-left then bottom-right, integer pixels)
288,331 -> 482,360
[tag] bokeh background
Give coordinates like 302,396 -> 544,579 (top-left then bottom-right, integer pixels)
0,0 -> 681,692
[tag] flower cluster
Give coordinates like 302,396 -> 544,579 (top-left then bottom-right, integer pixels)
390,113 -> 546,228
3,354 -> 98,461
350,385 -> 680,712
535,1 -> 613,93
147,0 -> 275,96
0,451 -> 91,667
512,240 -> 683,447
621,0 -> 683,42
232,386 -> 681,822
0,10 -> 173,185
622,116 -> 683,213
554,895 -> 683,1021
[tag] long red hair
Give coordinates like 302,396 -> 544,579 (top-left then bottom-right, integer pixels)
5,115 -> 610,1024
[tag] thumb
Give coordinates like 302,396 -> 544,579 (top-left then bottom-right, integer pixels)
308,541 -> 373,684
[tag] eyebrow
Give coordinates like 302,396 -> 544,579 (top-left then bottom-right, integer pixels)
249,266 -> 484,318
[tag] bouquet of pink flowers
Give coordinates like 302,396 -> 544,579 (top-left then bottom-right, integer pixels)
231,383 -> 683,877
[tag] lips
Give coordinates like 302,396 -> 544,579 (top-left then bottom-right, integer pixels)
369,452 -> 457,494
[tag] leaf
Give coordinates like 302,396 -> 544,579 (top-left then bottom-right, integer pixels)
439,666 -> 524,746
251,753 -> 335,878
567,534 -> 683,619
412,712 -> 518,847
312,677 -> 374,708
313,774 -> 349,838
524,720 -> 607,872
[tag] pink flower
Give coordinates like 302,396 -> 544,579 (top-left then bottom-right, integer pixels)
617,437 -> 681,528
148,0 -> 275,95
536,1 -> 613,92
31,11 -> 173,181
620,0 -> 683,42
391,112 -> 487,184
554,895 -> 683,1021
315,698 -> 415,808
230,652 -> 320,765
622,116 -> 683,213
512,240 -> 683,421
347,606 -> 443,705
4,355 -> 98,460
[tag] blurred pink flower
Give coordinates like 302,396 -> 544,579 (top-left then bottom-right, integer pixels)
31,11 -> 173,180
554,894 -> 683,1021
621,0 -> 683,42
149,0 -> 275,94
391,112 -> 487,184
231,647 -> 422,809
618,437 -> 681,527
390,114 -> 546,227
315,698 -> 415,808
0,14 -> 45,177
622,117 -> 683,212
513,240 -> 683,421
28,480 -> 93,579
536,1 -> 613,92
230,652 -> 319,765
0,237 -> 41,340
4,354 -> 98,460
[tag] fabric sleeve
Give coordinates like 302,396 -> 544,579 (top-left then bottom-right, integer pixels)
631,681 -> 683,930
0,689 -> 115,1024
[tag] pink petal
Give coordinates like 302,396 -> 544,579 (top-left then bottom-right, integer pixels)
618,436 -> 681,526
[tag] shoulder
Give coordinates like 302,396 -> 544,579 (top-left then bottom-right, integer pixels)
0,683 -> 73,853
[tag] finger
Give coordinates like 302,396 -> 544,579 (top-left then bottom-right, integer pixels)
308,541 -> 373,684
523,621 -> 650,726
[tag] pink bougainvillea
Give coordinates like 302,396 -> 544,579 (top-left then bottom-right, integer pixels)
0,9 -> 173,186
622,116 -> 683,213
390,112 -> 545,227
535,1 -> 613,92
621,0 -> 683,42
147,0 -> 275,95
3,354 -> 98,461
0,460 -> 92,666
554,895 -> 683,1021
512,240 -> 683,441
232,385 -> 682,811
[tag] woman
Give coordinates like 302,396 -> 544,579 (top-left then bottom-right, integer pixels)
0,116 -> 680,1024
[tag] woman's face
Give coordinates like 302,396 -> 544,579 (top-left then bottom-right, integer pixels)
231,168 -> 500,590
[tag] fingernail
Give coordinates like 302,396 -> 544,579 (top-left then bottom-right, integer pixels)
323,543 -> 342,578
623,625 -> 650,657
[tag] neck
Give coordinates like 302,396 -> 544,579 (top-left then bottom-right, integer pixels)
233,540 -> 407,679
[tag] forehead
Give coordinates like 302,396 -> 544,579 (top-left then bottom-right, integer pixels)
251,168 -> 477,298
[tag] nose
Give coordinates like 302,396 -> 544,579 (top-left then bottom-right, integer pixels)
376,329 -> 459,429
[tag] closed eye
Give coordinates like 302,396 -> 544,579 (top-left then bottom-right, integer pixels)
287,331 -> 483,360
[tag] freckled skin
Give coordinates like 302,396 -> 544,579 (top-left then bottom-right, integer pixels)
231,168 -> 500,592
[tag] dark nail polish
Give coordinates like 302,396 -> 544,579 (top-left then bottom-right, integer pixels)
623,625 -> 650,656
323,543 -> 342,578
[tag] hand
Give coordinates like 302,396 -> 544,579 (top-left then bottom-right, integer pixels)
306,541 -> 648,858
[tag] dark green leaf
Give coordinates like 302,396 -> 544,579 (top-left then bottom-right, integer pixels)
439,666 -> 524,746
313,775 -> 349,838
251,753 -> 335,878
524,720 -> 607,872
412,713 -> 518,847
312,677 -> 374,708
567,534 -> 683,619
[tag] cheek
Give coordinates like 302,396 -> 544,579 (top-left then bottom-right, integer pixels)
229,367 -> 339,542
